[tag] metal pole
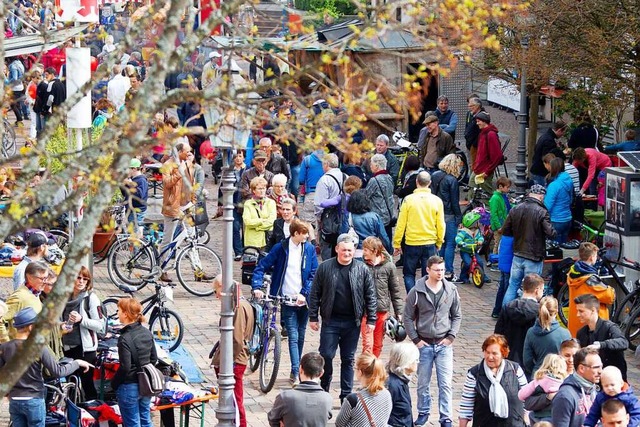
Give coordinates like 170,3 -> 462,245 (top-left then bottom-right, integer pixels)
515,37 -> 529,195
216,148 -> 236,426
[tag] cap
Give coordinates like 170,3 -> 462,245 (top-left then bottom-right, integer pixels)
475,111 -> 491,124
253,150 -> 268,160
27,232 -> 48,249
529,184 -> 547,195
423,112 -> 438,124
13,307 -> 38,329
209,51 -> 222,59
130,158 -> 142,168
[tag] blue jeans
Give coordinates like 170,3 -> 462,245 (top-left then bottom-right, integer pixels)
531,174 -> 546,187
402,243 -> 437,292
319,318 -> 360,400
440,219 -> 458,275
127,210 -> 147,231
417,344 -> 453,422
503,255 -> 543,306
492,272 -> 510,316
281,305 -> 309,377
289,165 -> 300,197
116,383 -> 153,427
459,251 -> 487,282
233,209 -> 243,256
552,220 -> 572,244
9,398 -> 45,427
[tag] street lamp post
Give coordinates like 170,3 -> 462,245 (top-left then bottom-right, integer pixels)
515,36 -> 529,195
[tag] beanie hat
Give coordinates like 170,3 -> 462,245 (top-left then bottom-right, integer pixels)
475,111 -> 491,124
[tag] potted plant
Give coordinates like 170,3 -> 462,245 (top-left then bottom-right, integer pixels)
93,209 -> 116,256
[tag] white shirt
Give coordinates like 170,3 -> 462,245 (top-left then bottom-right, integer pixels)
107,74 -> 131,111
283,221 -> 291,239
281,239 -> 303,297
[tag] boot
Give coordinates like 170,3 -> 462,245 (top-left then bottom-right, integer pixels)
159,272 -> 173,282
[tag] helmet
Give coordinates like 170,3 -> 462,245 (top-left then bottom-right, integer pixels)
385,316 -> 407,342
462,211 -> 481,228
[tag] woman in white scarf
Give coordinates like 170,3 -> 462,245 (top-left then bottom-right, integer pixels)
459,334 -> 528,427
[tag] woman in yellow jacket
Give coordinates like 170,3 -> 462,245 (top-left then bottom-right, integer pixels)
243,176 -> 277,249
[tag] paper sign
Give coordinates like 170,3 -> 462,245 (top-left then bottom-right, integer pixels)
56,0 -> 99,22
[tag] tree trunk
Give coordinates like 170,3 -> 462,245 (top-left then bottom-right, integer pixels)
527,91 -> 540,178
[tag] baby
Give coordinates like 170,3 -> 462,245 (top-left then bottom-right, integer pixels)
584,366 -> 640,427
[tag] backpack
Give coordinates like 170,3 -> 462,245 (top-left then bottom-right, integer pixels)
83,293 -> 108,340
247,300 -> 263,354
320,173 -> 346,237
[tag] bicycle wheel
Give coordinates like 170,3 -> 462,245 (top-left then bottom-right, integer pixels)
107,238 -> 155,289
102,297 -> 120,323
624,304 -> 640,351
259,327 -> 281,393
149,308 -> 184,352
614,288 -> 640,326
471,266 -> 484,288
198,229 -> 210,245
457,151 -> 469,184
175,243 -> 220,296
557,283 -> 570,327
248,350 -> 261,373
48,229 -> 69,252
3,121 -> 16,157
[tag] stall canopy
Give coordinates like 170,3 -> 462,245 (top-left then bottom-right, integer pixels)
4,25 -> 89,58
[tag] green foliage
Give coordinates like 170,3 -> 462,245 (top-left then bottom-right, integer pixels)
42,125 -> 71,174
294,0 -> 357,17
554,87 -> 614,140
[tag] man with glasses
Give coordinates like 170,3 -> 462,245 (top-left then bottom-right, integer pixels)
552,347 -> 602,427
239,149 -> 274,201
13,232 -> 49,291
404,255 -> 461,427
0,261 -> 50,342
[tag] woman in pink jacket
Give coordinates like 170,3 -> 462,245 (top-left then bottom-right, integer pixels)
572,147 -> 612,195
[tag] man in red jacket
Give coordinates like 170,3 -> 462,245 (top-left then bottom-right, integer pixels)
469,111 -> 503,194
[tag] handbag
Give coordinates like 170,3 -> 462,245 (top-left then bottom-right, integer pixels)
373,176 -> 397,227
130,340 -> 164,396
194,198 -> 209,227
356,392 -> 377,427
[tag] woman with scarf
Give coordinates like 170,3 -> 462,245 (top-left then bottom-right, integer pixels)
268,173 -> 296,217
62,266 -> 106,400
459,334 -> 528,427
243,176 -> 277,250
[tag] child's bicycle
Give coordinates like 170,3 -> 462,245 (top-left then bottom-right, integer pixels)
465,243 -> 486,289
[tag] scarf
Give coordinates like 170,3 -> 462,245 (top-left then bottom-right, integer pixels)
573,372 -> 596,395
483,360 -> 509,419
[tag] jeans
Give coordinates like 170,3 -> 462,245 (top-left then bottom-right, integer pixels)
360,311 -> 388,357
492,272 -> 510,316
402,243 -> 437,292
289,165 -> 300,197
36,114 -> 47,137
417,344 -> 453,422
552,220 -> 572,244
531,174 -> 546,187
9,398 -> 45,427
503,255 -> 543,306
127,210 -> 147,234
440,219 -> 458,275
116,383 -> 153,427
233,209 -> 243,256
281,305 -> 309,377
319,318 -> 360,399
459,251 -> 487,282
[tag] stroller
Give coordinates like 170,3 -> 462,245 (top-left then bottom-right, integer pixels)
241,246 -> 266,285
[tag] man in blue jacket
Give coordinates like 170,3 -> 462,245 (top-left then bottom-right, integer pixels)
252,219 -> 318,385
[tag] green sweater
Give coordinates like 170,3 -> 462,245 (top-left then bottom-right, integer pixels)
489,190 -> 509,231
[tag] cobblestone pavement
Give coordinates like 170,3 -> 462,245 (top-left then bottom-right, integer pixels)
1,107 -> 639,426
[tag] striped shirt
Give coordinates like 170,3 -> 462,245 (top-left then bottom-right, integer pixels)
459,362 -> 528,420
565,163 -> 581,194
335,388 -> 392,427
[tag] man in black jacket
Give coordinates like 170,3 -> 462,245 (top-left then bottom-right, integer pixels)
530,120 -> 568,186
464,96 -> 484,167
575,294 -> 628,380
502,184 -> 556,306
309,233 -> 377,401
33,67 -> 65,136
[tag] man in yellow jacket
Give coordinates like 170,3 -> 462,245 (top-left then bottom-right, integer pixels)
393,171 -> 445,292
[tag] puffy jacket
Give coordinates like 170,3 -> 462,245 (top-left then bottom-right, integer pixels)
502,197 -> 556,262
393,187 -> 445,248
495,298 -> 539,367
498,235 -> 514,274
364,173 -> 395,226
111,322 -> 158,391
251,237 -> 318,298
344,211 -> 390,251
367,251 -> 402,314
567,261 -> 615,336
584,387 -> 640,427
473,124 -> 503,175
523,319 -> 572,379
576,318 -> 628,380
489,191 -> 510,231
551,374 -> 597,427
545,171 -> 574,223
430,170 -> 462,225
309,258 -> 377,327
530,128 -> 565,176
404,276 -> 461,343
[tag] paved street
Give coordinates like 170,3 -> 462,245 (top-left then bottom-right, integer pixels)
1,106 -> 639,426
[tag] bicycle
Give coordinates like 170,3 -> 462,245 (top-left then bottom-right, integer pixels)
462,243 -> 485,289
573,219 -> 605,247
102,272 -> 184,352
2,116 -> 16,159
107,204 -> 221,296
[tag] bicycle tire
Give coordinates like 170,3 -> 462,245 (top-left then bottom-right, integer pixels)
623,303 -> 640,351
107,238 -> 155,289
102,297 -> 121,323
248,350 -> 261,373
614,288 -> 640,326
557,283 -> 569,327
149,308 -> 184,352
175,243 -> 220,297
471,266 -> 484,289
3,122 -> 16,157
457,152 -> 469,184
48,229 -> 70,252
259,327 -> 281,393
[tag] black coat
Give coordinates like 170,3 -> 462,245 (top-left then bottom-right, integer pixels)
530,128 -> 565,177
494,298 -> 539,367
568,123 -> 598,150
576,318 -> 628,379
431,170 -> 462,224
309,258 -> 377,327
387,373 -> 413,427
465,109 -> 484,150
111,322 -> 157,390
502,197 -> 556,262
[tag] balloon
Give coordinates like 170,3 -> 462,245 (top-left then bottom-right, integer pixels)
200,139 -> 214,159
90,56 -> 98,72
28,84 -> 37,99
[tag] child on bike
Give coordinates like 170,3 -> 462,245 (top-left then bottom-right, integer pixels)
455,210 -> 486,284
489,176 -> 512,255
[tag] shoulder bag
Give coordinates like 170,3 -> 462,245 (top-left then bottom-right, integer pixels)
130,337 -> 164,396
356,392 -> 377,427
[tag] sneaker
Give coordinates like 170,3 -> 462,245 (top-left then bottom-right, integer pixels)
490,266 -> 500,272
491,313 -> 499,319
15,121 -> 23,128
234,255 -> 242,261
449,275 -> 462,284
484,278 -> 492,284
194,269 -> 215,281
281,328 -> 288,338
415,413 -> 429,427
